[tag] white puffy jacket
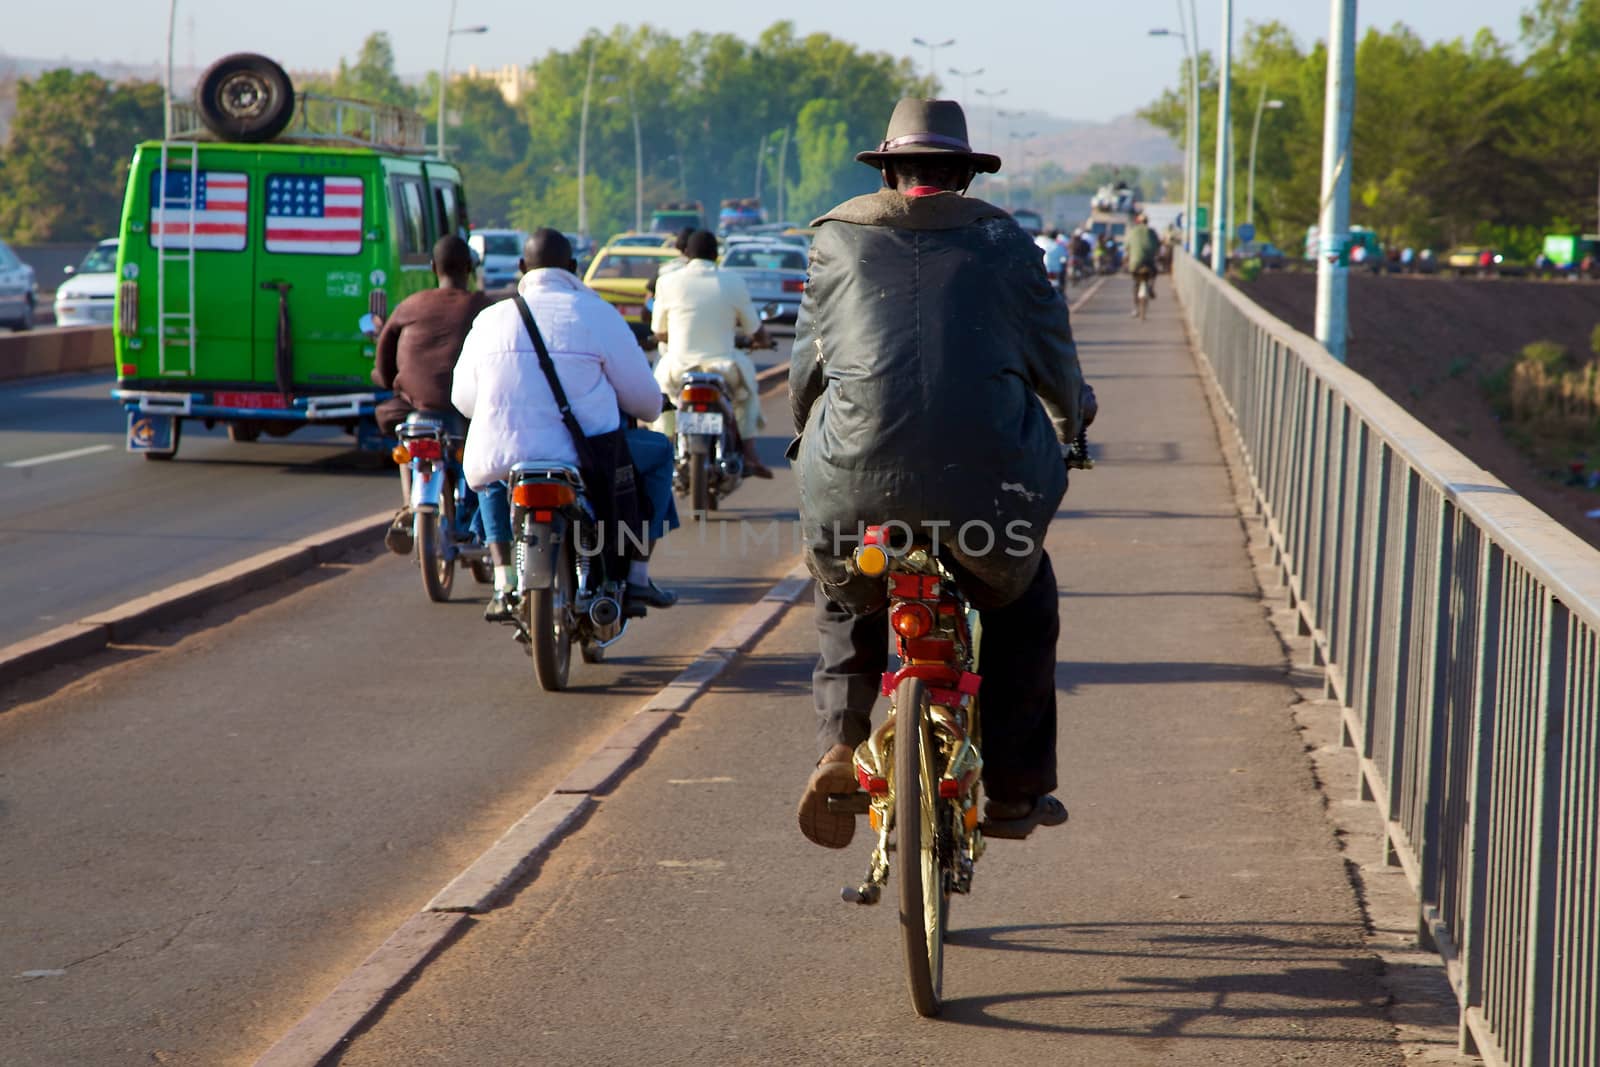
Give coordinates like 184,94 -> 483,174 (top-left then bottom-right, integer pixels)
452,268 -> 661,490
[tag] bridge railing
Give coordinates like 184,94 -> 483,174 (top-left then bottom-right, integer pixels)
1173,253 -> 1600,1067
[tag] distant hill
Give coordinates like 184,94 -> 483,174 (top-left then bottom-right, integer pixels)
999,110 -> 1182,172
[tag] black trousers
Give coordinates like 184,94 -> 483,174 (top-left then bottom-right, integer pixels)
811,551 -> 1060,804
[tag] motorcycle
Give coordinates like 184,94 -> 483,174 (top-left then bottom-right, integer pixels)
670,308 -> 777,515
393,412 -> 490,602
505,461 -> 631,691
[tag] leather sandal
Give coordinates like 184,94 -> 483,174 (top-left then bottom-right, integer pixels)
798,744 -> 859,849
981,795 -> 1069,840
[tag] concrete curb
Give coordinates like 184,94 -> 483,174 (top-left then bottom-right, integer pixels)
0,511 -> 392,689
0,325 -> 114,383
252,910 -> 471,1067
252,560 -> 814,1066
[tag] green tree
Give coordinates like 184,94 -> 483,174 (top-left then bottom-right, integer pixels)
334,32 -> 414,110
787,99 -> 852,222
0,70 -> 163,241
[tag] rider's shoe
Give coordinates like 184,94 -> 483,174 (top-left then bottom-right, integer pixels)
626,579 -> 678,609
484,590 -> 517,623
384,509 -> 414,555
981,794 -> 1069,840
798,744 -> 860,849
741,442 -> 775,479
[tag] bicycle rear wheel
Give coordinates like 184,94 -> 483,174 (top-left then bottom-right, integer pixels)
894,677 -> 945,1017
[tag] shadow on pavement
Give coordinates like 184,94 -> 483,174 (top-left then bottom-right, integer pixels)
1056,659 -> 1290,691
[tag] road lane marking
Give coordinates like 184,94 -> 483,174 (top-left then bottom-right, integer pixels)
667,776 -> 736,785
5,444 -> 115,468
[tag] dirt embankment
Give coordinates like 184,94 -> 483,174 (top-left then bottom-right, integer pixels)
1236,272 -> 1600,550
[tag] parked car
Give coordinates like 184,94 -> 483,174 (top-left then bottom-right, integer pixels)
719,240 -> 807,323
468,229 -> 527,291
582,245 -> 678,340
54,239 -> 120,326
0,237 -> 38,331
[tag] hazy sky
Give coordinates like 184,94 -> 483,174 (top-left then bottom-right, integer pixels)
6,1 -> 1525,126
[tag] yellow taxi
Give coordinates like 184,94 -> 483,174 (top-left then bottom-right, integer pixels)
583,245 -> 678,340
604,231 -> 677,250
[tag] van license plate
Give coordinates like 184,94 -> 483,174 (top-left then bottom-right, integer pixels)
213,391 -> 288,410
678,411 -> 723,435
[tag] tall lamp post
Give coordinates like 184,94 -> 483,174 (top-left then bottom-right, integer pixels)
604,86 -> 644,231
438,0 -> 488,159
1006,130 -> 1036,210
1246,92 -> 1284,226
1211,0 -> 1234,275
975,87 -> 1007,148
911,37 -> 955,83
1315,0 -> 1358,361
1149,17 -> 1199,256
948,66 -> 984,107
577,42 -> 597,238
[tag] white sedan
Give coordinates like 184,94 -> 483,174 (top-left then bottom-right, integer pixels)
54,239 -> 119,327
719,241 -> 807,323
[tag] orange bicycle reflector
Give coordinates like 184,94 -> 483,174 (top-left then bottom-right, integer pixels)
512,482 -> 577,508
854,543 -> 889,577
681,385 -> 720,406
391,444 -> 410,465
891,603 -> 935,639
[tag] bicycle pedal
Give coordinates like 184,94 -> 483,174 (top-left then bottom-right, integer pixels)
841,885 -> 881,906
826,792 -> 871,815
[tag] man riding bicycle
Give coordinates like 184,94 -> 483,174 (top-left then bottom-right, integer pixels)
1124,211 -> 1161,316
790,99 -> 1091,848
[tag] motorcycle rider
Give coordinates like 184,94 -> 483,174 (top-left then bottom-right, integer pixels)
1125,211 -> 1161,315
650,229 -> 773,478
791,99 -> 1089,848
372,234 -> 493,553
452,229 -> 668,621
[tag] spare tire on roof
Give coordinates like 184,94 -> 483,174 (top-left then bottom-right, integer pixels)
194,53 -> 295,143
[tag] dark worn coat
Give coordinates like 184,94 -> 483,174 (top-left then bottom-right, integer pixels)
789,188 -> 1085,608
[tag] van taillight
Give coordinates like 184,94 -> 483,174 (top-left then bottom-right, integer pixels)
369,288 -> 388,321
782,278 -> 805,293
118,280 -> 138,334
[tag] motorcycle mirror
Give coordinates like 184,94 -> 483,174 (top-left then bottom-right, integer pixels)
63,265 -> 76,276
359,312 -> 379,339
759,302 -> 780,321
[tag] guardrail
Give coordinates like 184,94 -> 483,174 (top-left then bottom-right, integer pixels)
1173,252 -> 1600,1067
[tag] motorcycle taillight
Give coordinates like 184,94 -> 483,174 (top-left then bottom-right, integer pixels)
681,385 -> 720,406
405,438 -> 443,461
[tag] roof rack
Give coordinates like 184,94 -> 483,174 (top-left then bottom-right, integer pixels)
167,92 -> 431,153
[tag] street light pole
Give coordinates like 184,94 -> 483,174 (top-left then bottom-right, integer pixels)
974,87 -> 1007,149
776,126 -> 791,223
1315,0 -> 1358,362
437,1 -> 489,159
628,85 -> 643,231
164,0 -> 178,140
911,37 -> 955,84
577,43 -> 596,238
1247,91 -> 1284,226
1007,131 -> 1035,210
949,66 -> 984,108
1211,0 -> 1234,275
1148,21 -> 1198,255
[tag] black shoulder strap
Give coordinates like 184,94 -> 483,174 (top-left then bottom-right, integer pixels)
512,291 -> 589,453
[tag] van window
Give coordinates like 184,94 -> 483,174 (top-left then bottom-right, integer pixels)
590,253 -> 665,281
149,169 -> 248,251
432,181 -> 467,241
264,174 -> 364,255
394,177 -> 430,262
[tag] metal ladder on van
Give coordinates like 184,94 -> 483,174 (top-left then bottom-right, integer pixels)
155,141 -> 199,377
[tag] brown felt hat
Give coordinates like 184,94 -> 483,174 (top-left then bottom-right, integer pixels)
856,98 -> 1002,174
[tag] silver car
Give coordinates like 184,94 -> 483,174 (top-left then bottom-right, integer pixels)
719,241 -> 807,323
0,238 -> 38,331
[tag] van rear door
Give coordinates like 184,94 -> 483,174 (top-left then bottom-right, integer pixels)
251,156 -> 381,395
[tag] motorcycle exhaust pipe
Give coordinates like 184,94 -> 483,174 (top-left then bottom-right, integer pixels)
588,597 -> 622,628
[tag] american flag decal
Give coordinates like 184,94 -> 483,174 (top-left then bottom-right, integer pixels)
149,170 -> 249,250
265,175 -> 365,255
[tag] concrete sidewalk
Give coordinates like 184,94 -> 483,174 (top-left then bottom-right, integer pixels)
334,281 -> 1405,1065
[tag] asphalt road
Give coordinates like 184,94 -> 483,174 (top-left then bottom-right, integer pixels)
0,337 -> 792,650
0,285 -> 1412,1065
0,380 -> 802,1066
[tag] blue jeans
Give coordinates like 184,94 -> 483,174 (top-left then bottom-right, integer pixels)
476,481 -> 511,545
626,427 -> 680,542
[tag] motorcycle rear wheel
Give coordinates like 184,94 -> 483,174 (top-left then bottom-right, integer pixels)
417,491 -> 455,602
530,535 -> 575,691
689,452 -> 712,516
894,677 -> 946,1017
